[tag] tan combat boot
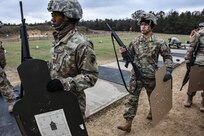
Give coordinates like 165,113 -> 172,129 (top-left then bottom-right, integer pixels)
200,98 -> 204,112
184,95 -> 193,107
117,119 -> 132,133
146,111 -> 152,120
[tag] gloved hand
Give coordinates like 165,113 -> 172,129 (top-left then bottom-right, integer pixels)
47,79 -> 64,92
163,71 -> 172,82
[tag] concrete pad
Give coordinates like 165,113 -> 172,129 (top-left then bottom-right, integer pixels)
85,79 -> 127,117
171,48 -> 187,54
100,61 -> 132,71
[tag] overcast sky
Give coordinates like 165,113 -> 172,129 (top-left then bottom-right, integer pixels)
0,0 -> 203,24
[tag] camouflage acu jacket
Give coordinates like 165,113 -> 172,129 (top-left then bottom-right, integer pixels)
128,34 -> 173,78
48,28 -> 98,95
185,28 -> 204,65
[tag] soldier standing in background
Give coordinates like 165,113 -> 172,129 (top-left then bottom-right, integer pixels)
46,0 -> 98,119
0,41 -> 16,113
184,22 -> 204,112
117,13 -> 173,132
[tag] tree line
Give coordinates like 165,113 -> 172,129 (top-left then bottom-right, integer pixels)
78,10 -> 204,35
1,10 -> 204,36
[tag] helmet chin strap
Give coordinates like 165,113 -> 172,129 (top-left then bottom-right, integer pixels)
149,20 -> 152,27
52,21 -> 66,31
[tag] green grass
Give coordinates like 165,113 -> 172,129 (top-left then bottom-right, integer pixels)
2,32 -> 190,68
3,40 -> 52,67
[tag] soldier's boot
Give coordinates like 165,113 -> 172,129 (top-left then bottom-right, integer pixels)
117,119 -> 132,133
184,95 -> 193,107
199,98 -> 204,112
146,111 -> 152,120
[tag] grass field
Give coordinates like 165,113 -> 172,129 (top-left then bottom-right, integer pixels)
2,32 -> 190,68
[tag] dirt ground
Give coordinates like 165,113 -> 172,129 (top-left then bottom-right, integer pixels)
85,63 -> 204,136
6,63 -> 204,136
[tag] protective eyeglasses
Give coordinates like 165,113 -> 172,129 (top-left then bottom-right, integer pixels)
51,12 -> 63,17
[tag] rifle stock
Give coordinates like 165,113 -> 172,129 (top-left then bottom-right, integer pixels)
106,23 -> 143,79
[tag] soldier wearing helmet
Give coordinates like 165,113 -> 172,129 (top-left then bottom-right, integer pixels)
46,0 -> 98,118
189,22 -> 204,38
184,22 -> 204,112
118,12 -> 173,132
199,22 -> 204,28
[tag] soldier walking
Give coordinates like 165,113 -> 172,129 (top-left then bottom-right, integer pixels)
117,13 -> 173,132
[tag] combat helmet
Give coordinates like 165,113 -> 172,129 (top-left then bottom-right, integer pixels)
199,22 -> 204,28
138,13 -> 157,28
47,0 -> 83,20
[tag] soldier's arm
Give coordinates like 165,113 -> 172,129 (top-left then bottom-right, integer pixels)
159,42 -> 173,70
184,34 -> 199,62
61,42 -> 98,94
127,41 -> 135,56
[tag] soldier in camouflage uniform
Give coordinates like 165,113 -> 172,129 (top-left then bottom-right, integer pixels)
184,22 -> 204,112
46,0 -> 98,118
0,41 -> 16,113
168,37 -> 181,48
117,13 -> 173,132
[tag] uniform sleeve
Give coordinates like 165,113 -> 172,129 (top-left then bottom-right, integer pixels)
184,33 -> 199,62
159,41 -> 173,71
61,42 -> 98,94
127,41 -> 136,56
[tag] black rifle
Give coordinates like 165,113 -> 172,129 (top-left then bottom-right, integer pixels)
106,23 -> 143,79
19,1 -> 32,98
106,23 -> 143,94
180,39 -> 200,91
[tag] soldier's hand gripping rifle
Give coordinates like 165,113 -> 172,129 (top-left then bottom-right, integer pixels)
106,23 -> 143,95
19,1 -> 32,98
180,39 -> 200,91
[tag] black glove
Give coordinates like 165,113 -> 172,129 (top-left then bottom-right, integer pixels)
47,79 -> 64,92
163,71 -> 172,82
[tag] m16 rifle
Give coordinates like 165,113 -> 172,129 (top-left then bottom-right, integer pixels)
19,1 -> 32,98
106,23 -> 143,95
180,39 -> 200,91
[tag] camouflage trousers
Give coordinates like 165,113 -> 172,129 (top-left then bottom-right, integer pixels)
75,90 -> 86,119
123,73 -> 156,120
0,67 -> 16,104
187,90 -> 204,99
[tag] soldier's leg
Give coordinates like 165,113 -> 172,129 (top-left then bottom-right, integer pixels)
184,91 -> 196,107
200,90 -> 204,112
144,78 -> 156,120
77,91 -> 86,119
117,76 -> 143,132
0,70 -> 16,112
